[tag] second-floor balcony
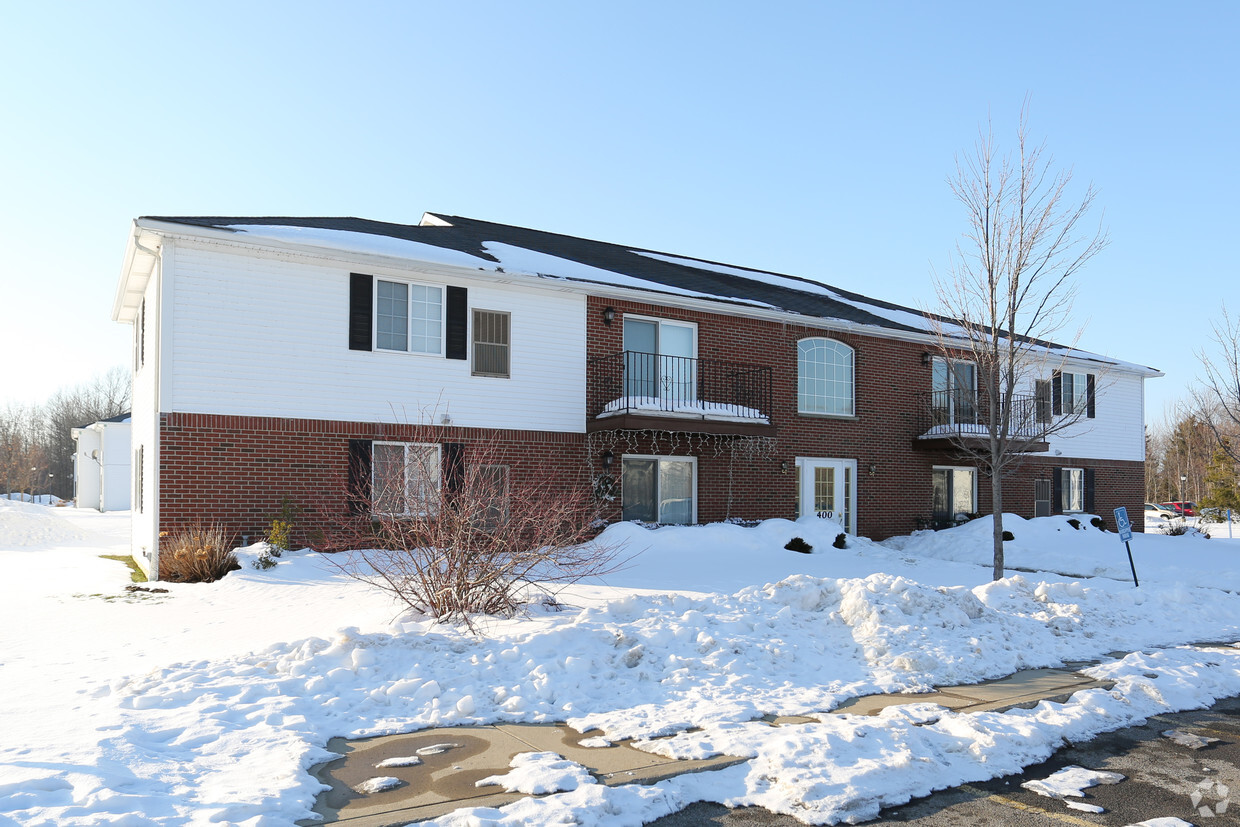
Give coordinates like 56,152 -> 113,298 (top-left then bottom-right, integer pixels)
587,351 -> 774,436
916,389 -> 1050,451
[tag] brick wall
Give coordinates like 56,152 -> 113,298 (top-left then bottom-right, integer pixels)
156,297 -> 1147,546
585,296 -> 1147,539
158,413 -> 586,548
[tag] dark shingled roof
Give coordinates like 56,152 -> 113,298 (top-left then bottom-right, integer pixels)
141,214 -> 946,335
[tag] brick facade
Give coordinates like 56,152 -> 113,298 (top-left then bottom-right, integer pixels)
584,296 -> 1147,538
152,296 -> 1146,548
158,413 -> 586,548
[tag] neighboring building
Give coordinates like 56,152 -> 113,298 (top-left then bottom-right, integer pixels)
111,214 -> 1160,578
71,413 -> 132,512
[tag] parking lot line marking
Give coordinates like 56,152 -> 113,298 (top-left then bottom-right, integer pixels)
960,784 -> 1101,825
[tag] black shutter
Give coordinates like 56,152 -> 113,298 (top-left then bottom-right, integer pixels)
1051,468 -> 1063,514
1084,468 -> 1096,512
349,274 -> 373,351
347,439 -> 372,514
1086,374 -> 1096,419
442,442 -> 465,495
446,286 -> 468,360
1051,370 -> 1062,416
1035,379 -> 1051,424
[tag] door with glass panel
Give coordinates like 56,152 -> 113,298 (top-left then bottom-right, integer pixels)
797,458 -> 856,534
621,456 -> 696,524
931,358 -> 977,426
623,318 -> 696,407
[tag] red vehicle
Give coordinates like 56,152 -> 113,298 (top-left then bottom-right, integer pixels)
1161,501 -> 1197,516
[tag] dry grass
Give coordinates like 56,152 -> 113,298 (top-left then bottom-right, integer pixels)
160,523 -> 239,583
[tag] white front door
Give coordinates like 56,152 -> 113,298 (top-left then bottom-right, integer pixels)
798,458 -> 856,534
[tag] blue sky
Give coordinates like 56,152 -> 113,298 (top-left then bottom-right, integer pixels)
1,1 -> 1235,422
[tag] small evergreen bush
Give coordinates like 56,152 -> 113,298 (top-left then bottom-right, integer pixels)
833,533 -> 848,549
784,536 -> 813,553
1067,518 -> 1082,530
1002,530 -> 1014,541
267,519 -> 293,553
1090,516 -> 1105,531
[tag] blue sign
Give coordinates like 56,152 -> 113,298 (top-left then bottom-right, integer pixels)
1114,506 -> 1133,543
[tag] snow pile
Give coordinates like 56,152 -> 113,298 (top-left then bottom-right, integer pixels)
476,752 -> 595,794
0,498 -> 87,547
1021,764 -> 1124,799
884,513 -> 1240,590
4,507 -> 1240,825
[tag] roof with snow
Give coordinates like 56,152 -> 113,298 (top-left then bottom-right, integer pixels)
132,213 -> 1160,374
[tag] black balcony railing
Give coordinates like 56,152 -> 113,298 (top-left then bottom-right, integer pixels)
588,351 -> 772,422
918,389 -> 1049,442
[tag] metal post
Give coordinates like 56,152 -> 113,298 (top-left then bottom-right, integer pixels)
1125,540 -> 1139,587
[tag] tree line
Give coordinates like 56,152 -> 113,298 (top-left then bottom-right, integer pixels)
0,367 -> 131,502
1146,314 -> 1240,515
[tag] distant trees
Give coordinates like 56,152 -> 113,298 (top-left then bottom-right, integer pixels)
0,368 -> 131,501
929,107 -> 1106,581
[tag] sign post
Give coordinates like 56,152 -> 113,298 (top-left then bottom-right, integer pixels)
1114,506 -> 1139,587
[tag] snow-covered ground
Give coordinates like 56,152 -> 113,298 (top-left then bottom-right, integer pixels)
3,500 -> 1240,825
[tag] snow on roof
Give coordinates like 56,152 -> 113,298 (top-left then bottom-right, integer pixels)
136,214 -> 1160,375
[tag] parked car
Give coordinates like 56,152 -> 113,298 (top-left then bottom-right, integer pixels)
1160,501 -> 1197,517
1145,502 -> 1177,519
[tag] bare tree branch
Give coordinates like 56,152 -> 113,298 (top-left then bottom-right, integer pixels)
928,105 -> 1108,580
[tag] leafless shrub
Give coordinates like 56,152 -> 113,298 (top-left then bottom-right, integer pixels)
159,523 -> 239,583
322,431 -> 622,628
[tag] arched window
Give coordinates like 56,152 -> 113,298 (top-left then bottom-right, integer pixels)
798,338 -> 854,416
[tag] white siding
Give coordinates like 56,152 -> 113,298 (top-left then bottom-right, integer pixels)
167,242 -> 586,431
129,255 -> 162,577
1044,369 -> 1146,462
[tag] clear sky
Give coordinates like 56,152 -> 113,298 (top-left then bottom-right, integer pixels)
1,1 -> 1235,422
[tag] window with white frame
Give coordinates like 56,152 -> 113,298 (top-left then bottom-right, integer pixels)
372,441 -> 441,515
621,455 -> 696,524
1059,467 -> 1085,512
932,466 -> 976,520
798,338 -> 854,416
1060,372 -> 1091,415
376,279 -> 444,354
931,357 -> 977,425
472,309 -> 510,378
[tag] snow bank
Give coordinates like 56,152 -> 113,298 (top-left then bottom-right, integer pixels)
0,498 -> 87,547
5,510 -> 1240,825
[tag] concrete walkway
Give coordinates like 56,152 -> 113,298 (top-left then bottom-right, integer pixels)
302,665 -> 1115,826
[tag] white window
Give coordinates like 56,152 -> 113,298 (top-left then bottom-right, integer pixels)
376,279 -> 443,355
472,309 -> 510,378
372,442 -> 440,516
621,455 -> 696,524
1059,467 -> 1085,512
798,338 -> 854,416
1061,372 -> 1090,415
932,466 -> 976,520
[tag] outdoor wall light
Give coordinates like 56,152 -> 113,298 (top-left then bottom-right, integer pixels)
780,460 -> 789,474
601,306 -> 616,327
869,464 -> 877,476
921,352 -> 932,365
601,450 -> 615,470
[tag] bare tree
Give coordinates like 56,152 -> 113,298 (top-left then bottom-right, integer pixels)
321,426 -> 624,629
1194,306 -> 1240,464
41,367 -> 132,499
0,403 -> 44,501
930,107 -> 1108,580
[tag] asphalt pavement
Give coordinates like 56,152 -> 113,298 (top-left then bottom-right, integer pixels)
650,695 -> 1240,826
